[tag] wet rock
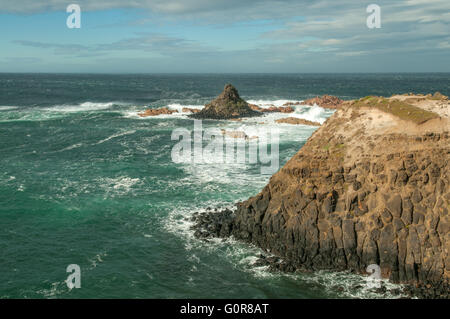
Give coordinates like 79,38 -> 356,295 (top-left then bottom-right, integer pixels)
138,107 -> 178,117
182,107 -> 200,113
299,95 -> 344,109
249,104 -> 295,113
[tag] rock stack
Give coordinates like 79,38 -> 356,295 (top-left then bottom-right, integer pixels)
190,84 -> 260,119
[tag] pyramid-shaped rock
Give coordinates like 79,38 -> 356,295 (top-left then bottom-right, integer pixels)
190,84 -> 260,119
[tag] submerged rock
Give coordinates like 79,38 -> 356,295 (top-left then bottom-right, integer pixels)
190,84 -> 260,119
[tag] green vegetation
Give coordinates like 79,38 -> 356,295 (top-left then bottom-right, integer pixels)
352,96 -> 440,124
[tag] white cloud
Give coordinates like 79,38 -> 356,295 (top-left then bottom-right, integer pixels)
3,0 -> 449,72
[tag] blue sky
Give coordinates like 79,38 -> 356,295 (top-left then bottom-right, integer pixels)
0,0 -> 449,73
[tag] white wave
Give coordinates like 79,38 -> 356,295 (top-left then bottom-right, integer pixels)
87,251 -> 108,270
247,99 -> 302,108
0,110 -> 65,122
165,116 -> 315,187
36,281 -> 67,298
251,104 -> 331,125
291,104 -> 333,124
0,102 -> 133,122
111,177 -> 140,190
121,110 -> 144,119
165,202 -> 407,298
127,103 -> 204,119
94,130 -> 136,145
297,269 -> 409,299
167,103 -> 203,113
50,143 -> 84,153
0,106 -> 18,111
100,176 -> 141,197
42,101 -> 122,113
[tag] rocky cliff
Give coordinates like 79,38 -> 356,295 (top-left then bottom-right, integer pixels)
192,93 -> 450,298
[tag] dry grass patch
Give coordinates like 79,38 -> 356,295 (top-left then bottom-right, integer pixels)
352,96 -> 440,124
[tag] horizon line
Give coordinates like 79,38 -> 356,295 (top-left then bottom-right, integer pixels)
1,72 -> 450,75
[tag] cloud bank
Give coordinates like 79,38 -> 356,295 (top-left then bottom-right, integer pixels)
1,0 -> 449,72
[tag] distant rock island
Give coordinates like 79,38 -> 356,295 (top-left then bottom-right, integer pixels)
192,92 -> 450,299
190,84 -> 261,119
137,87 -> 343,121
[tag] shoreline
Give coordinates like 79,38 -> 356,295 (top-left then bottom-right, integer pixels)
190,92 -> 450,299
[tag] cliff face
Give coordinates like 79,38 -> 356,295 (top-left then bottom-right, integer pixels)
193,94 -> 450,297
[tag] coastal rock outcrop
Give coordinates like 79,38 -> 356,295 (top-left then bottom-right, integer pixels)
138,107 -> 178,117
249,104 -> 295,113
275,117 -> 321,126
297,95 -> 344,109
192,94 -> 450,298
190,84 -> 260,119
182,107 -> 201,113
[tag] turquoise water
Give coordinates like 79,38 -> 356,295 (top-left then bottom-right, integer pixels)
1,73 -> 449,298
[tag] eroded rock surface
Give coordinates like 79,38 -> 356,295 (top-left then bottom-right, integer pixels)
192,94 -> 450,298
138,107 -> 178,117
249,104 -> 295,113
182,107 -> 200,113
275,117 -> 321,126
299,95 -> 344,109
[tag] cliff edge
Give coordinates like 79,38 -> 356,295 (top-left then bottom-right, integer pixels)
193,93 -> 450,298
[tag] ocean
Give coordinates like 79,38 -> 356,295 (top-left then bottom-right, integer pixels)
0,73 -> 449,298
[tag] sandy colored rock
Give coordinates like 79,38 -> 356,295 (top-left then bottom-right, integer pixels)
138,107 -> 178,117
276,117 -> 321,126
249,104 -> 295,113
182,107 -> 200,113
300,95 -> 344,109
387,93 -> 449,118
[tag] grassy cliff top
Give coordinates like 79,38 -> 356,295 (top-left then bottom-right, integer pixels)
351,96 -> 440,124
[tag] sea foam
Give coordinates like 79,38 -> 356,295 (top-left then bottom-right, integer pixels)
43,101 -> 122,112
0,106 -> 18,111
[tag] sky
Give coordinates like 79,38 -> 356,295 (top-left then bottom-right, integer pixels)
0,0 -> 449,73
